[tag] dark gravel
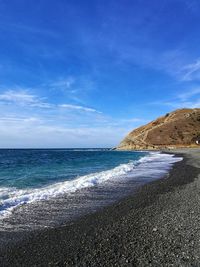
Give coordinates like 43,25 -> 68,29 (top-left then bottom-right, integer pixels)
1,150 -> 200,267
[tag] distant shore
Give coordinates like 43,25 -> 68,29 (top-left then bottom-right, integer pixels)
1,148 -> 200,266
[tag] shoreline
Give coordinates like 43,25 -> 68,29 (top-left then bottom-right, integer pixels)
1,149 -> 200,266
0,150 -> 178,233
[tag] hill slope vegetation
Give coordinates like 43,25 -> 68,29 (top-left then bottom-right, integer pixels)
117,108 -> 200,150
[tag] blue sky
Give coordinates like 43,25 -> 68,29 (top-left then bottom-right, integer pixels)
0,0 -> 200,148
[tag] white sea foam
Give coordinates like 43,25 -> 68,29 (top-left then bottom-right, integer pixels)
0,152 -> 182,217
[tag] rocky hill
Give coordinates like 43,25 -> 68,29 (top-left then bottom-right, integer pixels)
117,108 -> 200,150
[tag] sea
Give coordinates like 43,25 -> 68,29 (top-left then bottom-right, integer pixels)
0,149 -> 182,232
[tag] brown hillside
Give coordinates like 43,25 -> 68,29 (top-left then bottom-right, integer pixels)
117,108 -> 200,150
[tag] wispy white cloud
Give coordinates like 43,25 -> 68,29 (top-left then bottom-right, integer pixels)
59,104 -> 102,114
0,89 -> 101,114
0,109 -> 135,148
159,99 -> 200,109
150,87 -> 200,109
111,35 -> 200,82
177,88 -> 200,101
49,77 -> 75,91
154,54 -> 200,82
45,76 -> 96,105
0,90 -> 36,103
0,88 -> 145,147
0,90 -> 52,108
0,116 -> 41,123
0,81 -> 147,147
180,59 -> 200,81
0,121 -> 129,148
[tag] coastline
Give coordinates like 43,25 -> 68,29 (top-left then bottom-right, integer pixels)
1,149 -> 200,266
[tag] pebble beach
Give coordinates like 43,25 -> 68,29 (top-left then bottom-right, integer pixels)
1,148 -> 200,266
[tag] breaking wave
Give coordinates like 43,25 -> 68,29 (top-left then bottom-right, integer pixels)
0,152 -> 182,217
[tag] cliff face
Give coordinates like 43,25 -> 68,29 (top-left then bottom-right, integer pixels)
117,108 -> 200,150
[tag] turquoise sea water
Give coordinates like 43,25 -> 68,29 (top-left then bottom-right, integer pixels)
0,149 -> 182,231
0,149 -> 147,189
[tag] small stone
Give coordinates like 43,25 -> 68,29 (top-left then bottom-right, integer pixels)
153,227 -> 158,232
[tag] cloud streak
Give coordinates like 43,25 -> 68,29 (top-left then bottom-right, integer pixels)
0,88 -> 144,148
180,59 -> 200,81
0,90 -> 101,113
0,122 -> 129,148
59,104 -> 102,113
150,87 -> 200,109
177,88 -> 200,101
0,90 -> 51,108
